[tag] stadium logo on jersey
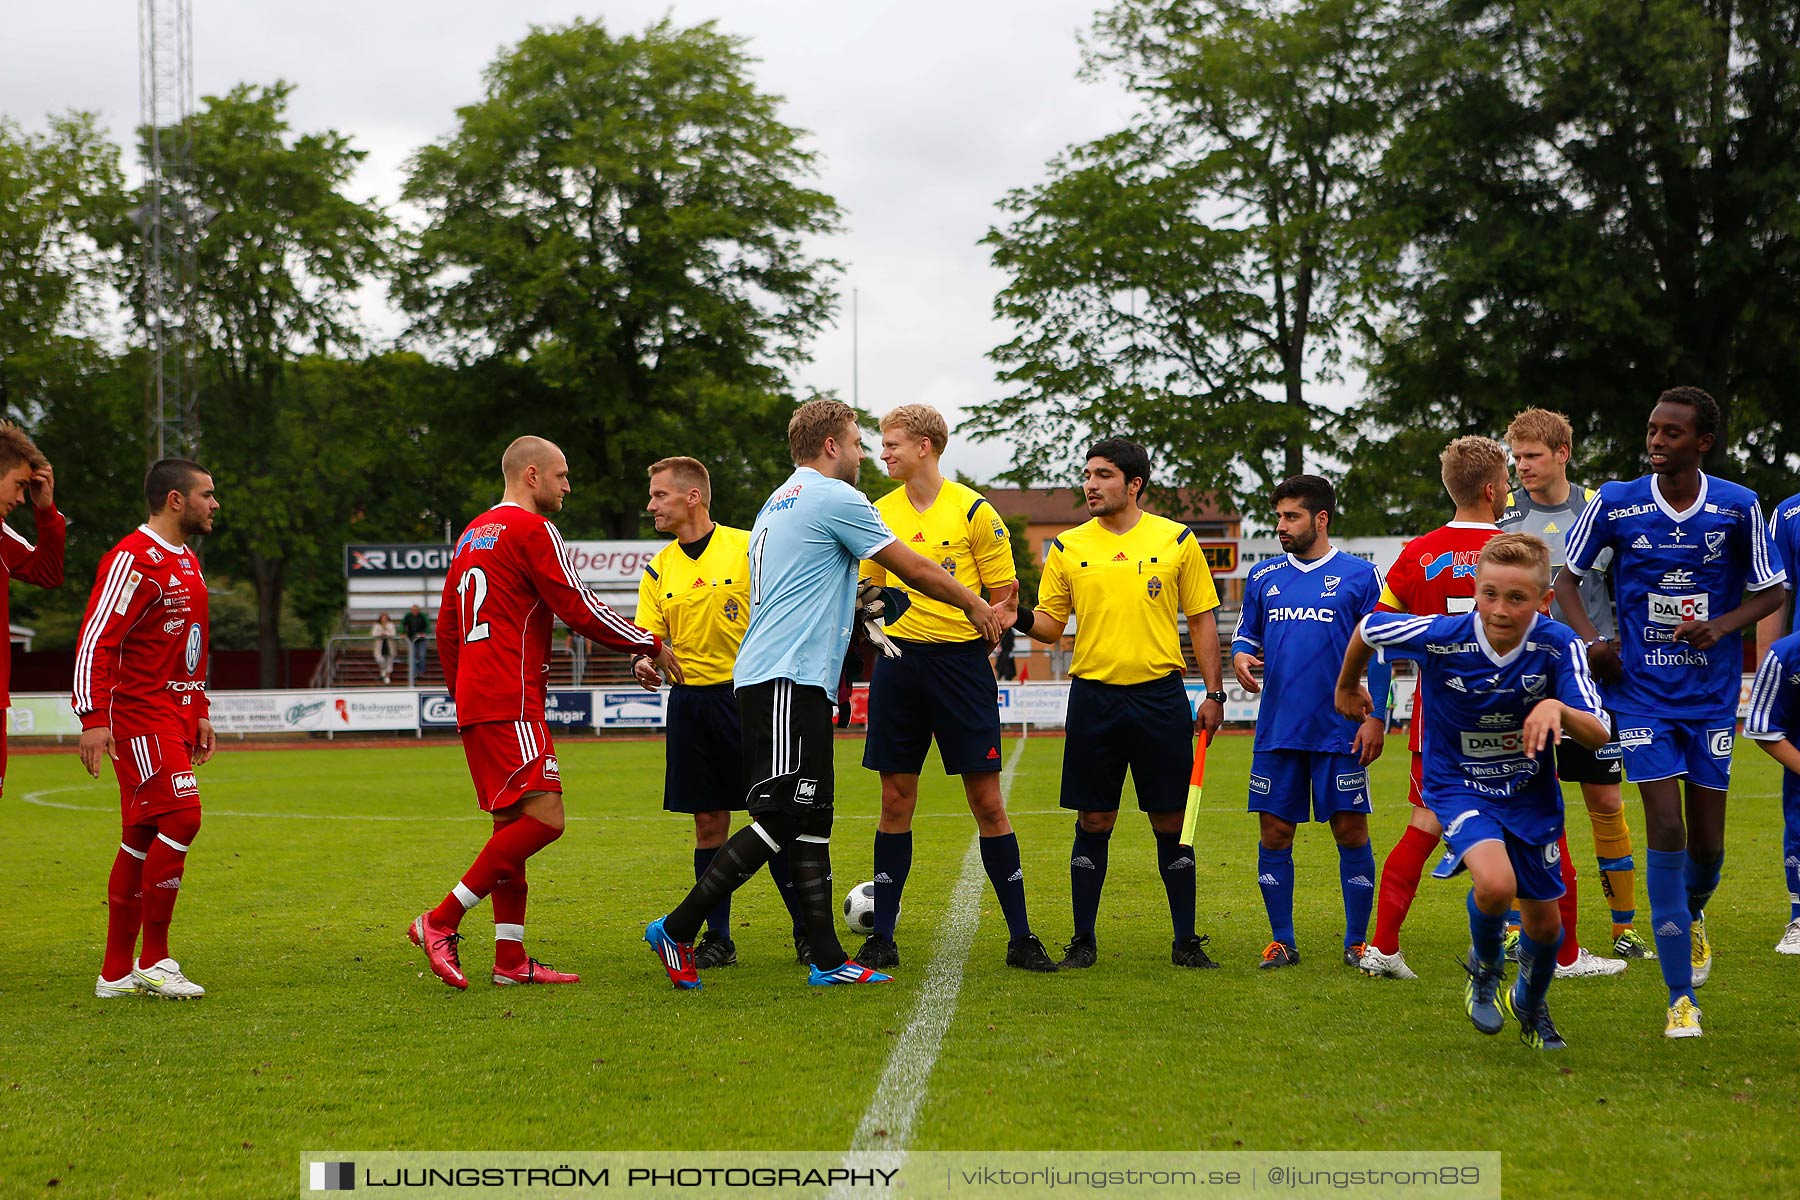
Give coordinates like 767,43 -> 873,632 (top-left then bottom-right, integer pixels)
794,777 -> 819,804
1709,728 -> 1734,758
1704,530 -> 1727,562
1609,502 -> 1657,519
1460,729 -> 1525,758
183,623 -> 203,674
1146,576 -> 1163,599
1426,642 -> 1480,655
172,772 -> 199,797
1521,674 -> 1545,696
1444,809 -> 1481,838
1648,592 -> 1709,625
1618,726 -> 1654,749
723,597 -> 741,621
1631,534 -> 1652,549
1248,773 -> 1271,794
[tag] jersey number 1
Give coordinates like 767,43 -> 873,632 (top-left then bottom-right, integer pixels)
457,567 -> 491,643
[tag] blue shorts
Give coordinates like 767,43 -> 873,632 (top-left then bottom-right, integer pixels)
862,638 -> 1004,776
1430,805 -> 1565,902
1614,714 -> 1734,790
1248,749 -> 1371,824
663,684 -> 745,814
1060,673 -> 1192,813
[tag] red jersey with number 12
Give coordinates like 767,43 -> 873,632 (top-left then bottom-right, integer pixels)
72,526 -> 210,741
438,503 -> 661,727
1376,521 -> 1500,753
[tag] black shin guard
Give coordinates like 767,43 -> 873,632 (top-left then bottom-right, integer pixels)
790,835 -> 847,967
666,815 -> 796,942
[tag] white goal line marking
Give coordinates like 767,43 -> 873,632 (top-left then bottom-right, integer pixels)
831,722 -> 1031,1196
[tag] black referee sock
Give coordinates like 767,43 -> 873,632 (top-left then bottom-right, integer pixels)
789,837 -> 848,967
1070,822 -> 1111,940
980,832 -> 1032,941
1156,833 -> 1197,942
667,822 -> 782,944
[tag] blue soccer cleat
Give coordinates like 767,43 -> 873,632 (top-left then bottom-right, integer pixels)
808,960 -> 894,986
645,917 -> 701,990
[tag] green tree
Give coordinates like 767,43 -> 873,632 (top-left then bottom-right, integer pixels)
969,0 -> 1390,509
397,17 -> 843,539
1352,0 -> 1800,519
121,82 -> 389,682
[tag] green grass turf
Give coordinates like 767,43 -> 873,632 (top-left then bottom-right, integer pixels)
4,732 -> 1799,1197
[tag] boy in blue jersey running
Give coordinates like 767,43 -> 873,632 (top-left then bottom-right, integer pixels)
1554,387 -> 1786,1037
1746,628 -> 1800,953
645,400 -> 1007,989
1758,489 -> 1800,953
1232,476 -> 1387,969
1338,534 -> 1611,1050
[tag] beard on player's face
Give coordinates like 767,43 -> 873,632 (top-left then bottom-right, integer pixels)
1279,525 -> 1317,556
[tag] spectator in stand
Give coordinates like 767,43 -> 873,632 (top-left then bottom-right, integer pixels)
402,604 -> 430,681
372,613 -> 397,684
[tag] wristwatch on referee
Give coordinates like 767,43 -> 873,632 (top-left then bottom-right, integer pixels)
1204,690 -> 1228,705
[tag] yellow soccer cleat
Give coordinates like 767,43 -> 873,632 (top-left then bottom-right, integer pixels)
1691,915 -> 1712,987
1665,994 -> 1703,1039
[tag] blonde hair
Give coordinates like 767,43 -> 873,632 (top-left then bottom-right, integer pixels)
648,456 -> 712,506
787,399 -> 859,464
0,422 -> 47,475
1440,436 -> 1508,507
1504,408 -> 1573,455
1478,532 -> 1552,589
879,404 -> 950,456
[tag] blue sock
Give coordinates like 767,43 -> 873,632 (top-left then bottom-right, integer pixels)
1784,775 -> 1800,921
1468,890 -> 1505,968
1157,834 -> 1197,941
1512,927 -> 1563,1015
1070,822 -> 1111,939
1257,844 -> 1295,946
1338,841 -> 1377,947
1684,849 -> 1724,919
871,830 -> 912,939
765,847 -> 804,939
1647,848 -> 1695,1002
979,833 -> 1032,940
694,847 -> 731,937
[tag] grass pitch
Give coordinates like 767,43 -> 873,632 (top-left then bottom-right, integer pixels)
6,731 -> 1800,1198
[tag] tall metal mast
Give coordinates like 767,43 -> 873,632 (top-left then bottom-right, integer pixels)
137,0 -> 200,461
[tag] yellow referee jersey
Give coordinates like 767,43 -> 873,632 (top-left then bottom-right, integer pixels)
1037,512 -> 1219,685
637,524 -> 751,686
862,479 -> 1016,642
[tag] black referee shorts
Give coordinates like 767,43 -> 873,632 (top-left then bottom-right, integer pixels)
862,637 -> 1004,776
663,683 -> 745,814
737,677 -> 836,836
1060,672 -> 1194,814
1553,709 -> 1623,785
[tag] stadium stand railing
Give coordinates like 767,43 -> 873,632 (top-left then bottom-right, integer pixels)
312,630 -> 637,689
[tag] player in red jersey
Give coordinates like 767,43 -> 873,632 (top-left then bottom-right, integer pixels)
1356,437 -> 1507,980
409,436 -> 683,990
0,423 -> 66,796
74,459 -> 218,1000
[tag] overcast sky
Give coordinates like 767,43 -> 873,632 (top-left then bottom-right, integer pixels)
6,0 -> 1161,484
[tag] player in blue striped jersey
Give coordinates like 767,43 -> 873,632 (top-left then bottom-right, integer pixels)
1555,387 -> 1787,1038
1752,494 -> 1800,952
1338,534 -> 1610,1050
1231,476 -> 1386,969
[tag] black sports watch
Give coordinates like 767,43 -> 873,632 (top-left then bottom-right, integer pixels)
1204,690 -> 1228,704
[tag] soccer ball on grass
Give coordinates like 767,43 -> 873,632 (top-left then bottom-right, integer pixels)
842,880 -> 895,935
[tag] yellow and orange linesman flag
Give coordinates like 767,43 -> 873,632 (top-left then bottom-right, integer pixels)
1178,734 -> 1209,849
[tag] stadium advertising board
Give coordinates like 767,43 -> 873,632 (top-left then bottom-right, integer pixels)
419,693 -> 459,728
346,541 -> 657,585
5,694 -> 84,737
596,689 -> 668,727
207,690 -> 424,734
544,689 -> 595,730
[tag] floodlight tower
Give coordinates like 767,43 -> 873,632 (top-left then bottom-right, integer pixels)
137,0 -> 200,461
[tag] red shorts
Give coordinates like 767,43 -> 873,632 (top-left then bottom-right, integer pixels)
460,720 -> 562,812
114,734 -> 202,825
0,723 -> 8,797
1406,751 -> 1424,809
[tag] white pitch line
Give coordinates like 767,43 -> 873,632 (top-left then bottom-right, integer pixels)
833,726 -> 1031,1195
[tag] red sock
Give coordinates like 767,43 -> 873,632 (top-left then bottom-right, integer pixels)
493,870 -> 528,970
1372,825 -> 1439,955
138,808 -> 201,968
1555,831 -> 1580,966
103,828 -> 155,980
429,816 -> 561,930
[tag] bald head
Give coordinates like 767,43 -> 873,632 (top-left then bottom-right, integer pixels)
500,436 -> 572,515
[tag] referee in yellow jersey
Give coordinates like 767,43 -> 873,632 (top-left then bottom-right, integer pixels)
853,406 -> 1057,973
1014,438 -> 1227,969
638,457 -> 809,968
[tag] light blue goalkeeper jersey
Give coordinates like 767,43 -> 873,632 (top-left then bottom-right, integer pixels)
734,467 -> 896,694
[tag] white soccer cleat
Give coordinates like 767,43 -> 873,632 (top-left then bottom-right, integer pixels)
95,974 -> 139,999
1775,919 -> 1800,956
132,958 -> 205,999
1553,947 -> 1628,978
1357,945 -> 1419,980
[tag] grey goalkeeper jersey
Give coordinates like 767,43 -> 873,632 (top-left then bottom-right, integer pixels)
1499,483 -> 1617,641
